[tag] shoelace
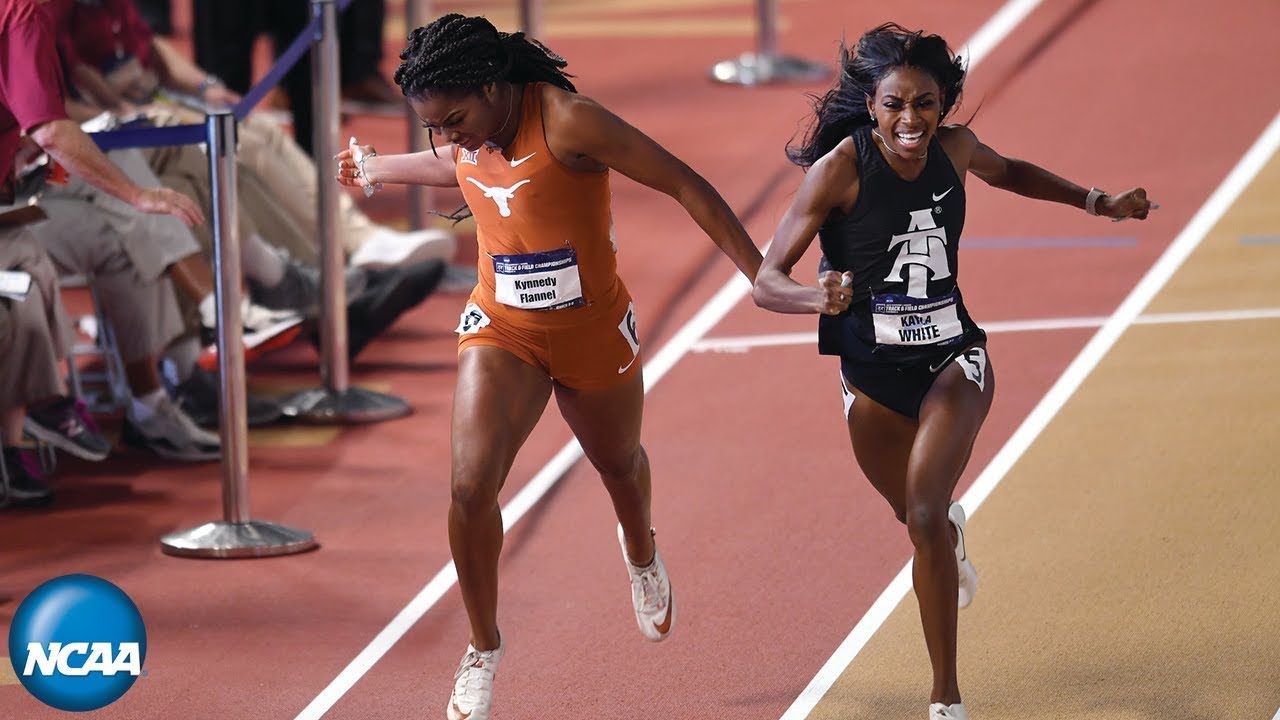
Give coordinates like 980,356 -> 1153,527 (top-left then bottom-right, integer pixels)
634,563 -> 666,613
453,650 -> 497,701
72,399 -> 102,435
58,413 -> 87,439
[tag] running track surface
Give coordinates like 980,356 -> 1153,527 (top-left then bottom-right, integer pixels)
2,1 -> 1278,719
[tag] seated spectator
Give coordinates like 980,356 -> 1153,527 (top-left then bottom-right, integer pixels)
5,0 -> 220,461
0,230 -> 110,507
63,0 -> 462,274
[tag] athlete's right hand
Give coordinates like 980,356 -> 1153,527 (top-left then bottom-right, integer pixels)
131,187 -> 204,226
334,137 -> 378,189
816,271 -> 854,315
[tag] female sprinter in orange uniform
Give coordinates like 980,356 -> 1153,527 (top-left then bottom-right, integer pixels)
334,14 -> 761,720
751,23 -> 1152,720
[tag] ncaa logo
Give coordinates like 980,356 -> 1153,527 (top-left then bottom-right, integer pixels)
8,574 -> 147,711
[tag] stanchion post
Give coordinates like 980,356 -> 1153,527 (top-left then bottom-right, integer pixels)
281,0 -> 412,423
709,0 -> 829,86
159,112 -> 318,558
406,0 -> 433,230
314,0 -> 349,394
519,0 -> 541,38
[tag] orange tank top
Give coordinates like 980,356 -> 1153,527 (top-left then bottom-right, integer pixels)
456,83 -> 617,315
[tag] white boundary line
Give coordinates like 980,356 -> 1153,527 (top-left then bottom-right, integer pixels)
293,1 -> 1047,717
692,307 -> 1280,353
778,110 -> 1280,720
1270,705 -> 1280,720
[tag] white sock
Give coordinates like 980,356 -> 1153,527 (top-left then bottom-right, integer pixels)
241,232 -> 287,287
130,388 -> 168,423
198,293 -> 217,329
165,337 -> 201,384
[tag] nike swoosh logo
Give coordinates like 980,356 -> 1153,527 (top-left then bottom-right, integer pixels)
932,186 -> 954,202
928,357 -> 952,374
953,520 -> 966,561
618,353 -> 639,374
510,152 -> 536,168
652,600 -> 673,636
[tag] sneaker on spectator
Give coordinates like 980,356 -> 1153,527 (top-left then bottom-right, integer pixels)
617,523 -> 675,641
337,258 -> 446,361
447,638 -> 504,720
175,367 -> 284,429
197,303 -> 305,373
23,396 -> 111,461
1,447 -> 55,508
122,394 -> 221,462
349,228 -> 456,270
248,261 -> 369,319
949,502 -> 978,609
17,447 -> 47,480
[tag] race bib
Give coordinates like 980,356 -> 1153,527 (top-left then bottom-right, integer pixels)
872,291 -> 963,346
492,247 -> 585,310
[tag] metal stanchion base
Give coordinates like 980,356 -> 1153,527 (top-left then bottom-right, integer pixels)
710,53 -> 830,86
160,521 -> 317,559
280,386 -> 412,424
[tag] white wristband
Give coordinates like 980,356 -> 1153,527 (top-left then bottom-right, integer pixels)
1085,187 -> 1107,216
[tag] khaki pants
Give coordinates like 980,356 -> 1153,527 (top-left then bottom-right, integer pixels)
0,226 -> 70,410
144,108 -> 382,266
35,149 -> 194,363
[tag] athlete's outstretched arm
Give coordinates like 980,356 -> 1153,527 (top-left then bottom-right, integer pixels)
959,125 -> 1153,220
550,92 -> 762,282
752,141 -> 856,315
334,138 -> 460,189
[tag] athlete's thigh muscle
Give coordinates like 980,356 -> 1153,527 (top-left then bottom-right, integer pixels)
453,345 -> 555,493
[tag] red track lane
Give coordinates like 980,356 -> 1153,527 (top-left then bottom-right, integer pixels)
4,2 -> 1278,719
298,2 -> 1280,720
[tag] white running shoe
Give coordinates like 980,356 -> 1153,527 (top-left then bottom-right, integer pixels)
447,639 -> 503,720
123,394 -> 221,462
617,523 -> 675,641
929,701 -> 969,719
949,502 -> 978,609
351,228 -> 456,269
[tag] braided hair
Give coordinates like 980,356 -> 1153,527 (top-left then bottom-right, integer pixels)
393,14 -> 576,98
788,23 -> 966,168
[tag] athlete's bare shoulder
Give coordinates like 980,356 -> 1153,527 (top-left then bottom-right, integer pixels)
808,135 -> 860,213
937,124 -> 978,153
937,124 -> 980,179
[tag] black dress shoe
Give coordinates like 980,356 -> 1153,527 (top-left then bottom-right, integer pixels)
310,258 -> 446,361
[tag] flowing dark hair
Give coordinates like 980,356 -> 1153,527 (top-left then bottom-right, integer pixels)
787,23 -> 967,167
393,13 -> 576,98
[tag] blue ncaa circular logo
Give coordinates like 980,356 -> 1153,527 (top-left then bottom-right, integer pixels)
8,574 -> 147,711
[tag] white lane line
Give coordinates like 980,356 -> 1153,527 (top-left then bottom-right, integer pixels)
1270,705 -> 1280,720
296,1 -> 1049,716
692,307 -> 1280,353
778,109 -> 1280,720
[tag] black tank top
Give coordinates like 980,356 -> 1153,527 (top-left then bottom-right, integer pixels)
817,125 -> 983,365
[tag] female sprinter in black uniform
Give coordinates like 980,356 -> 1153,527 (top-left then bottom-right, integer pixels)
751,23 -> 1153,720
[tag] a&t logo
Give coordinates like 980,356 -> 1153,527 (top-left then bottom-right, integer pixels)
8,574 -> 147,711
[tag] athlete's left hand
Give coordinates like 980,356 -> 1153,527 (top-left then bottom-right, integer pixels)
1100,187 -> 1156,221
